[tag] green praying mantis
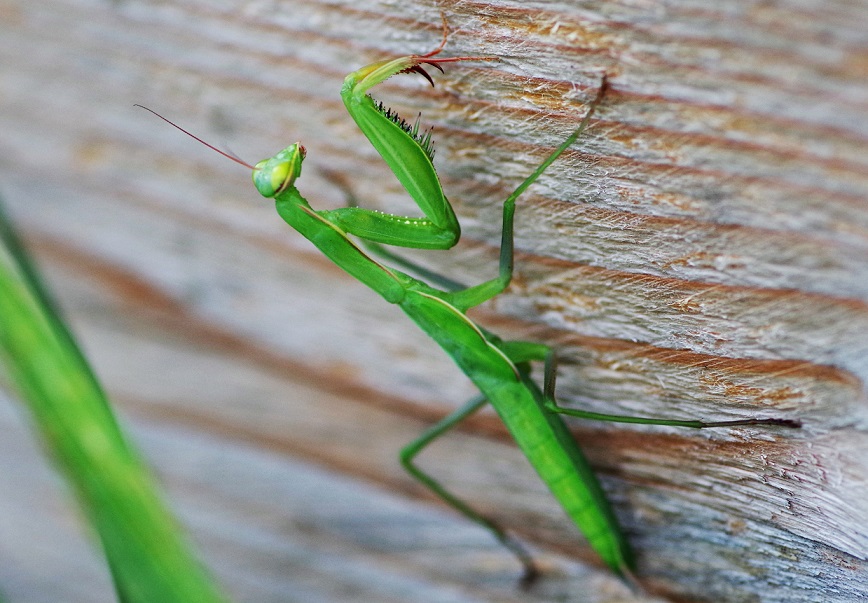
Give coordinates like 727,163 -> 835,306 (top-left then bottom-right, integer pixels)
139,23 -> 800,586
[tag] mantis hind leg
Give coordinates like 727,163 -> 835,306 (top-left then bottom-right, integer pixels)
500,340 -> 801,429
400,393 -> 539,585
540,350 -> 800,428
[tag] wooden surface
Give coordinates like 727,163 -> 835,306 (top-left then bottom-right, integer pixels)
1,1 -> 867,601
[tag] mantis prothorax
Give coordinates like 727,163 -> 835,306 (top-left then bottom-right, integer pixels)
139,24 -> 800,586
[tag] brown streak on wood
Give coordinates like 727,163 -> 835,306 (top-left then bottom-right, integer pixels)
518,250 -> 868,312
441,126 -> 867,222
29,236 -> 439,422
481,313 -> 859,388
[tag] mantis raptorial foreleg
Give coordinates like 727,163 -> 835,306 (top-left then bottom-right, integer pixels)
318,166 -> 470,293
317,27 -> 492,250
140,17 -> 801,587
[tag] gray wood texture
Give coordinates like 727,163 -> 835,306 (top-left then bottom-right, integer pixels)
1,0 -> 866,601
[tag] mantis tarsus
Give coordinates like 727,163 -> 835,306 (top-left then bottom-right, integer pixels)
139,23 -> 800,587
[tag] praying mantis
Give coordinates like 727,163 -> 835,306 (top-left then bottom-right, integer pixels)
139,23 -> 800,586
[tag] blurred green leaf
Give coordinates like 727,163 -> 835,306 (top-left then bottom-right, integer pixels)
0,200 -> 229,603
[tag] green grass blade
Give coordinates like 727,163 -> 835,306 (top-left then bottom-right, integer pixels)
0,201 -> 229,603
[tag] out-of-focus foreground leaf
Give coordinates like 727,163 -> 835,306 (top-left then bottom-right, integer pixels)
0,199 -> 229,603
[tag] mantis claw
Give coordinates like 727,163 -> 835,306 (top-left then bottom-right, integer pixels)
400,63 -> 439,86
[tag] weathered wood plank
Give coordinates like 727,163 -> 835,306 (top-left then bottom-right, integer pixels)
1,0 -> 866,601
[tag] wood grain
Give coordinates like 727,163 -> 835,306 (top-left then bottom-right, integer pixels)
0,1 -> 866,601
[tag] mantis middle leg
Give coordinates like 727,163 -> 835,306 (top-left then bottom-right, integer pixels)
447,77 -> 609,312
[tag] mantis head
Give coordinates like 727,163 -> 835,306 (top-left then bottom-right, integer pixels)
253,144 -> 307,198
134,104 -> 307,199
